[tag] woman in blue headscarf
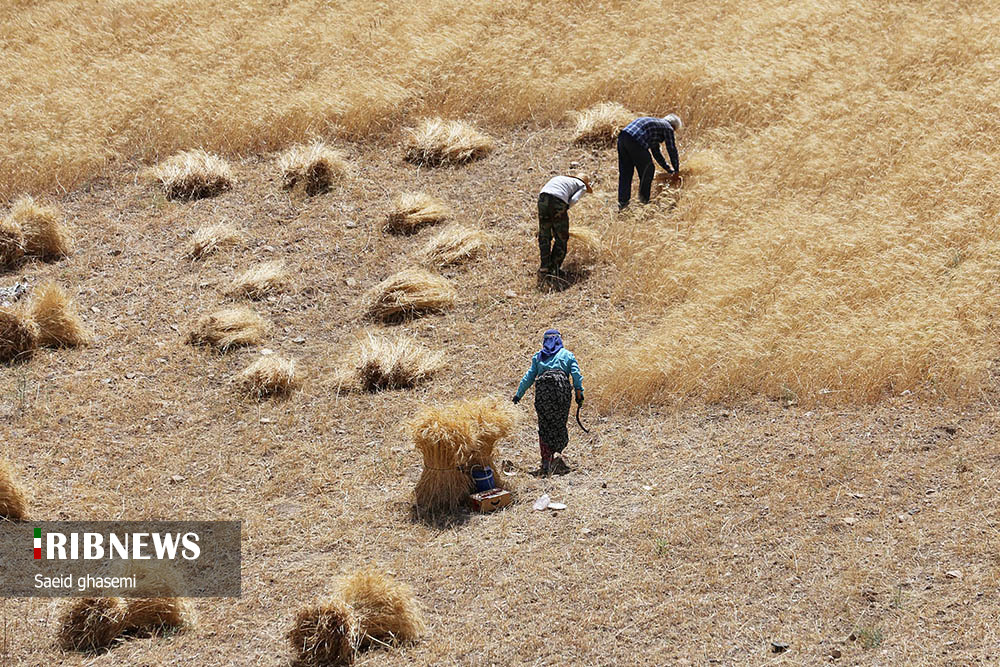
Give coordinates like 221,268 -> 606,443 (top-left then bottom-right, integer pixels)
512,329 -> 584,474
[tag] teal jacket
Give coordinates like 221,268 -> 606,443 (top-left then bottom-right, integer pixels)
515,348 -> 584,400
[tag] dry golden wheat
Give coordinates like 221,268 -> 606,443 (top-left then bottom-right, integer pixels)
149,149 -> 234,200
279,141 -> 349,195
238,355 -> 301,398
386,192 -> 450,234
186,307 -> 270,351
404,118 -> 494,165
6,196 -> 70,259
186,224 -> 240,259
0,459 -> 28,521
416,224 -> 488,267
288,598 -> 358,667
570,102 -> 634,144
338,569 -> 425,648
226,261 -> 289,299
29,282 -> 90,348
361,269 -> 456,322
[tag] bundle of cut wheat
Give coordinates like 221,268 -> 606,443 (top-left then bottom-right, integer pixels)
119,563 -> 194,637
185,223 -> 240,259
566,226 -> 604,266
149,149 -> 235,200
336,331 -> 443,392
385,192 -> 450,234
404,118 -> 494,165
411,406 -> 475,514
238,355 -> 300,398
288,598 -> 358,667
338,569 -> 425,648
226,260 -> 289,299
0,308 -> 38,363
186,306 -> 270,351
452,398 -> 517,490
279,141 -> 349,195
416,224 -> 488,267
58,597 -> 129,653
0,459 -> 28,521
6,195 -> 71,259
570,102 -> 634,144
361,269 -> 456,322
0,216 -> 24,268
29,282 -> 90,348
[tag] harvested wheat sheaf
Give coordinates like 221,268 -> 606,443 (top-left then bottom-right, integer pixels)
416,224 -> 487,267
570,102 -> 634,144
279,141 -> 349,195
385,192 -> 450,234
59,597 -> 129,653
29,282 -> 90,348
448,398 -> 516,490
185,223 -> 240,259
226,261 -> 289,299
362,269 -> 456,322
119,563 -> 194,637
238,355 -> 300,398
186,307 -> 270,351
0,216 -> 24,267
0,308 -> 38,363
288,598 -> 358,667
339,569 -> 425,648
337,331 -> 444,392
150,149 -> 235,200
6,195 -> 71,259
404,118 -> 494,166
566,226 -> 604,266
0,459 -> 28,521
411,405 -> 474,514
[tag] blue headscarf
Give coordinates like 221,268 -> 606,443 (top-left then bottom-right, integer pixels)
538,329 -> 563,361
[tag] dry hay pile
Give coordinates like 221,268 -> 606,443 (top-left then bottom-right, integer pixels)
451,398 -> 516,490
238,355 -> 301,399
0,308 -> 38,363
5,195 -> 71,260
570,102 -> 634,144
403,118 -> 494,166
335,331 -> 444,392
58,597 -> 129,652
279,141 -> 349,195
226,260 -> 289,299
411,405 -> 475,514
361,269 -> 456,322
410,397 -> 517,512
416,224 -> 488,267
0,216 -> 24,268
149,149 -> 235,200
288,597 -> 358,667
338,569 -> 425,648
186,307 -> 270,351
566,226 -> 605,266
0,459 -> 28,521
385,192 -> 450,234
29,282 -> 90,348
185,223 -> 241,259
119,563 -> 195,638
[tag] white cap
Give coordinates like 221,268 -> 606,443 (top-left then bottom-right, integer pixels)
663,113 -> 683,131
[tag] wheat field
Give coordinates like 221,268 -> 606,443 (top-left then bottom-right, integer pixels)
3,1 -> 998,405
3,2 -> 1000,665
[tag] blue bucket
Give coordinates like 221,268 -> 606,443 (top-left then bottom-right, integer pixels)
471,465 -> 495,492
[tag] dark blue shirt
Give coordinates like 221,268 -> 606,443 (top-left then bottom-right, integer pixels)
622,117 -> 679,173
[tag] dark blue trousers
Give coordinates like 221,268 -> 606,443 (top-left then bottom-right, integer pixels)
617,131 -> 655,208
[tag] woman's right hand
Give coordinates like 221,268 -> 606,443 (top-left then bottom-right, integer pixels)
511,393 -> 520,405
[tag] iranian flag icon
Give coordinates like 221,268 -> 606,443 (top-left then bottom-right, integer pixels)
33,527 -> 41,559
